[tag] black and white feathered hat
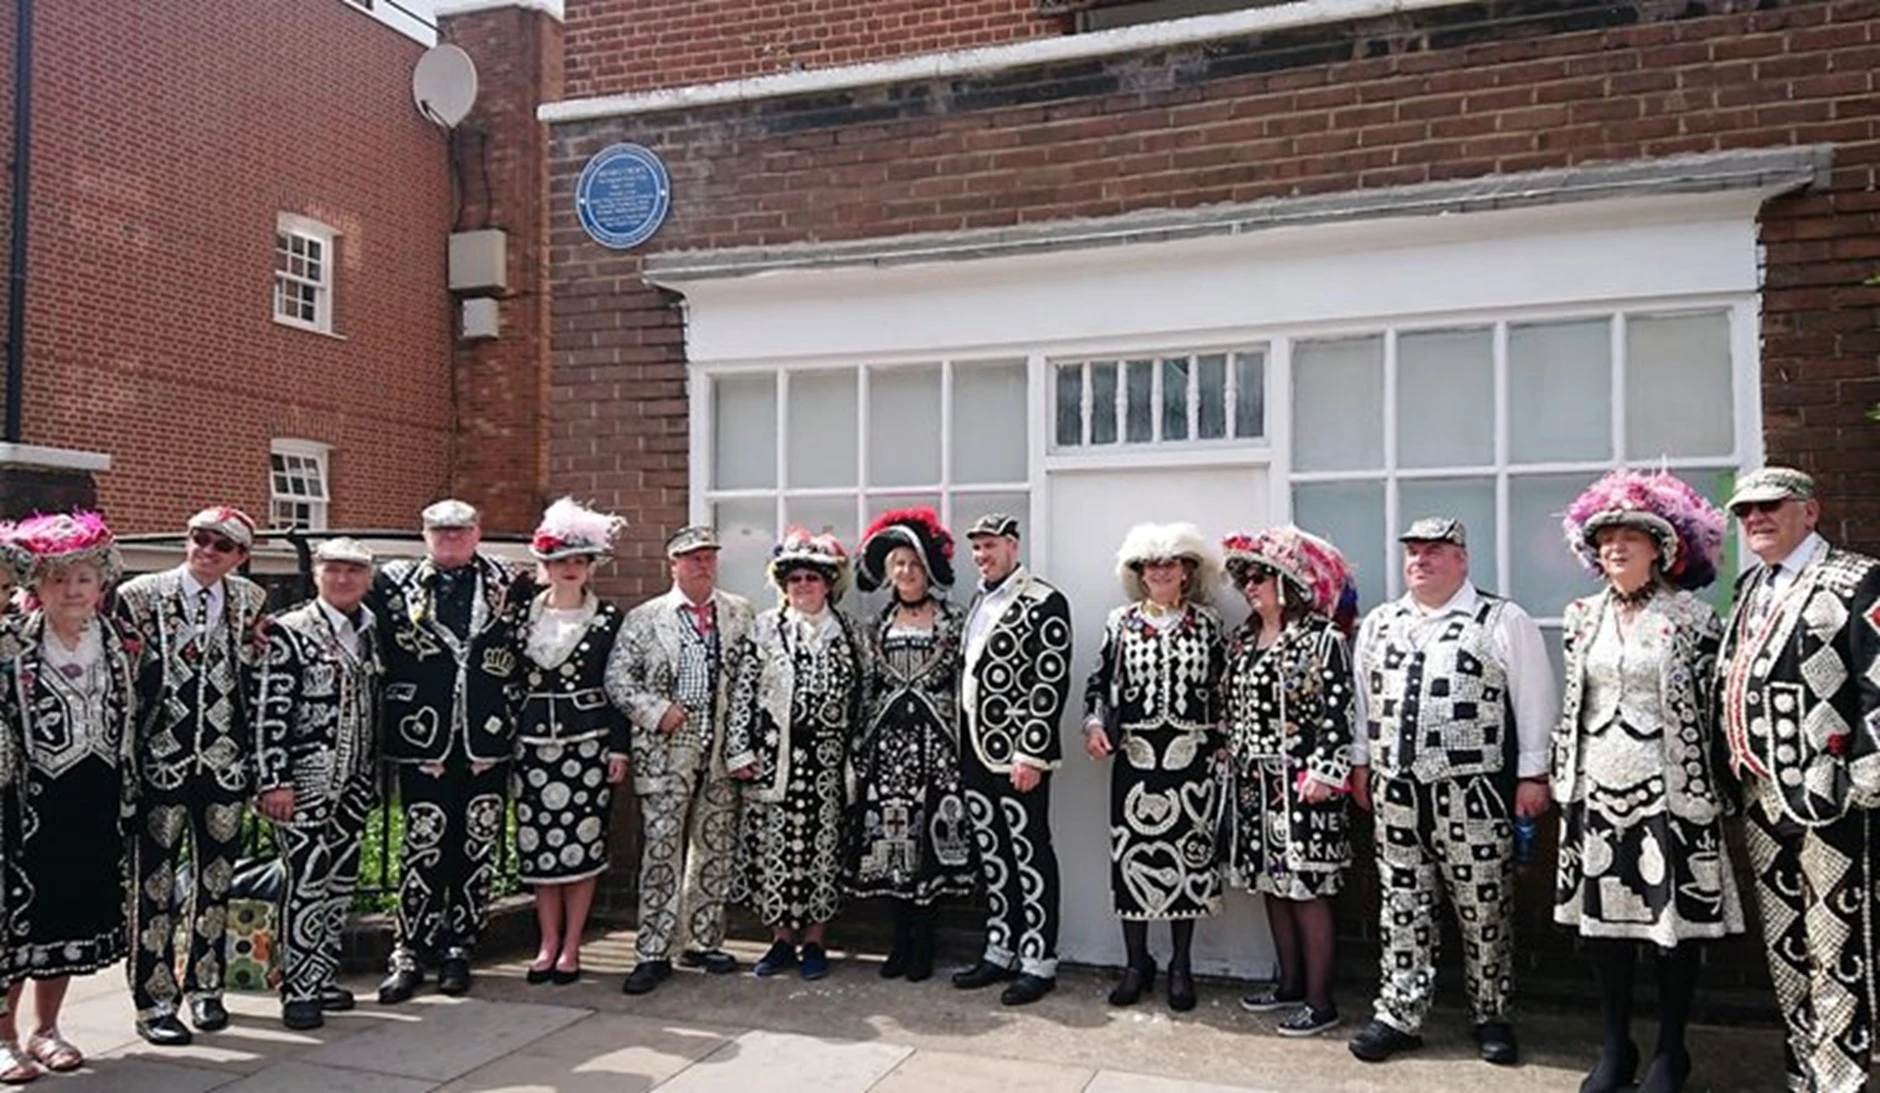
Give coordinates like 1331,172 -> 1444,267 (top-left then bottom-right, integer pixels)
857,507 -> 956,592
1114,522 -> 1220,606
530,497 -> 626,562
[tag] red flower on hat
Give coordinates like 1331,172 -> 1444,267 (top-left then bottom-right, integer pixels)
531,532 -> 564,554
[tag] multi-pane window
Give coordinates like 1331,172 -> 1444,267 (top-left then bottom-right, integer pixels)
270,441 -> 330,530
706,360 -> 1029,605
1289,306 -> 1744,663
274,214 -> 335,333
1052,348 -> 1266,450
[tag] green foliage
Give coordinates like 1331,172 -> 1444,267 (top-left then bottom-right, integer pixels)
352,798 -> 523,914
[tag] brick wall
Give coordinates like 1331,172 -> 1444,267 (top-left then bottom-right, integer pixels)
0,0 -> 454,533
564,0 -> 1068,99
444,6 -> 565,534
547,0 -> 1880,980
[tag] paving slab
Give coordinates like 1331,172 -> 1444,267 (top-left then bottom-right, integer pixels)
297,997 -> 589,1082
656,1029 -> 912,1093
31,1056 -> 232,1093
871,1049 -> 1097,1093
433,1013 -> 735,1093
213,1059 -> 440,1093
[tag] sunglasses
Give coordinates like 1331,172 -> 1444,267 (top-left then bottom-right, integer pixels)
784,572 -> 825,586
1241,565 -> 1277,587
1731,499 -> 1790,517
189,530 -> 241,555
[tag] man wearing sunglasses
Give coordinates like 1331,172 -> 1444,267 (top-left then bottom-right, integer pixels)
114,507 -> 269,1046
1718,466 -> 1880,1093
372,499 -> 517,1004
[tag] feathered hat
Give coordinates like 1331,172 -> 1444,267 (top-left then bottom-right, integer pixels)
16,510 -> 122,587
1562,469 -> 1724,591
530,497 -> 627,561
1221,525 -> 1356,620
768,527 -> 851,604
0,521 -> 32,588
856,507 -> 955,593
1114,522 -> 1220,606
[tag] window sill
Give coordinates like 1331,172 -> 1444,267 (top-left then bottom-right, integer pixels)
272,316 -> 347,341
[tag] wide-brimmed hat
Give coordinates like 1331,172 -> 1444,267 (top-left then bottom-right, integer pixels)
1114,522 -> 1219,605
530,497 -> 626,562
768,527 -> 851,604
16,510 -> 122,587
1221,525 -> 1355,619
1563,469 -> 1725,591
187,506 -> 256,549
857,507 -> 955,592
1725,466 -> 1815,512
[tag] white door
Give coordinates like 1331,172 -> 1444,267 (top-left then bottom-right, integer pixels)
1043,462 -> 1277,979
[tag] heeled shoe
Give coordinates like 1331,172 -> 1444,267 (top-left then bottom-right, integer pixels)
1166,961 -> 1197,1012
1579,1040 -> 1638,1093
1107,958 -> 1156,1006
525,963 -> 555,986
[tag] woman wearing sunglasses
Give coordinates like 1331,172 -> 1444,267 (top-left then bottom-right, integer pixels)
1082,522 -> 1225,1012
1219,526 -> 1359,1039
726,528 -> 865,982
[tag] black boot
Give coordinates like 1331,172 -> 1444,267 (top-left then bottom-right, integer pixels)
1108,957 -> 1156,1006
1167,959 -> 1197,1012
905,904 -> 936,983
880,901 -> 913,980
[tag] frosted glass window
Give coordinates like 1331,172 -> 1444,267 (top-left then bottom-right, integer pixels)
1398,328 -> 1493,468
1161,358 -> 1190,441
1626,311 -> 1733,459
787,371 -> 857,488
867,366 -> 940,487
784,495 -> 856,547
1293,337 -> 1383,472
1125,360 -> 1154,443
952,491 -> 1031,567
1509,472 -> 1603,619
1509,320 -> 1609,463
1054,364 -> 1082,448
1197,354 -> 1227,440
953,361 -> 1027,482
866,494 -> 942,526
713,374 -> 777,490
1399,477 -> 1497,590
1091,362 -> 1119,445
1293,480 -> 1386,612
1235,351 -> 1266,440
712,497 -> 777,605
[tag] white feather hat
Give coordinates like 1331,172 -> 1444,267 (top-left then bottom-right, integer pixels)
530,497 -> 626,561
1114,522 -> 1220,605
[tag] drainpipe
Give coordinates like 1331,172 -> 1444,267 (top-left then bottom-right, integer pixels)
4,0 -> 32,443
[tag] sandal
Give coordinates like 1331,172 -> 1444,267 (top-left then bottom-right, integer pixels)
24,1031 -> 79,1073
0,1041 -> 40,1085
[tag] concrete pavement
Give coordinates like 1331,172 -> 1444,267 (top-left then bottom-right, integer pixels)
25,930 -> 1788,1092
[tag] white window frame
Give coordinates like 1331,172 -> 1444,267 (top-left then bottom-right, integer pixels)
1047,344 -> 1268,452
274,213 -> 336,335
270,439 -> 331,531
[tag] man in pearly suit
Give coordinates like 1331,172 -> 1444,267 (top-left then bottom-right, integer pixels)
608,526 -> 754,995
1718,466 -> 1880,1093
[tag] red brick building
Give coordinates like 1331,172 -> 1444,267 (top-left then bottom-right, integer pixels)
0,0 -> 553,543
539,0 -> 1880,989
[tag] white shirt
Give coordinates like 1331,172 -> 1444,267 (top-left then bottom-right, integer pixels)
178,567 -> 225,640
315,598 -> 372,660
965,565 -> 1027,665
1757,531 -> 1828,605
1349,583 -> 1560,778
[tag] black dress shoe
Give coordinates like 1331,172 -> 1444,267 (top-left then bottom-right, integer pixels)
879,947 -> 909,980
320,986 -> 355,1012
378,966 -> 423,1005
1348,1018 -> 1423,1063
622,961 -> 672,995
1108,959 -> 1156,1006
950,959 -> 1016,990
1476,1021 -> 1519,1066
437,956 -> 473,996
1580,1040 -> 1638,1093
136,1015 -> 193,1047
680,949 -> 738,975
189,996 -> 230,1032
753,940 -> 798,978
282,1000 -> 325,1031
525,965 -> 554,985
1001,973 -> 1055,1006
1166,961 -> 1197,1013
1637,1049 -> 1691,1093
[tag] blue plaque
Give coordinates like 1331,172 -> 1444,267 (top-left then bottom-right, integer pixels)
575,143 -> 671,250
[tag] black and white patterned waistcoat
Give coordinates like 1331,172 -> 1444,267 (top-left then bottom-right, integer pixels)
1364,596 -> 1511,783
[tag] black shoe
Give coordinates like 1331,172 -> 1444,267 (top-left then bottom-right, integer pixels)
525,964 -> 554,985
904,913 -> 936,983
1348,1019 -> 1424,1063
1275,1004 -> 1341,1038
1476,1021 -> 1519,1066
753,940 -> 798,978
680,949 -> 739,975
879,947 -> 909,980
1166,961 -> 1197,1013
320,986 -> 355,1012
623,961 -> 672,995
188,996 -> 229,1032
800,943 -> 831,981
281,1001 -> 324,1031
551,965 -> 581,986
136,1015 -> 193,1047
1637,1049 -> 1691,1093
1108,959 -> 1156,1007
1001,973 -> 1055,1006
378,966 -> 423,1005
951,959 -> 1016,990
1240,985 -> 1305,1013
437,955 -> 472,996
1581,1040 -> 1639,1093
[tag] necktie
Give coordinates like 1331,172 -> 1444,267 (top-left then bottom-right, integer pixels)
1755,564 -> 1782,622
688,601 -> 713,637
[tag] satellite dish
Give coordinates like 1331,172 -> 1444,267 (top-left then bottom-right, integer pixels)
412,44 -> 478,128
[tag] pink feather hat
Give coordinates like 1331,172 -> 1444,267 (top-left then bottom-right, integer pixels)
1221,525 -> 1353,619
1562,469 -> 1725,591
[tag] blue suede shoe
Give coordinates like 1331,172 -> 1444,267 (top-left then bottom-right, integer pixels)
753,940 -> 798,978
800,943 -> 831,981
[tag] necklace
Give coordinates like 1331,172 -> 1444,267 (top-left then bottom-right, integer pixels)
1610,582 -> 1656,609
894,592 -> 933,609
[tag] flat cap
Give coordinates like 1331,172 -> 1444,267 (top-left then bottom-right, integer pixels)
421,499 -> 480,529
187,506 -> 256,548
1399,516 -> 1467,547
964,512 -> 1021,540
666,525 -> 722,558
1726,466 -> 1816,511
314,536 -> 374,567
